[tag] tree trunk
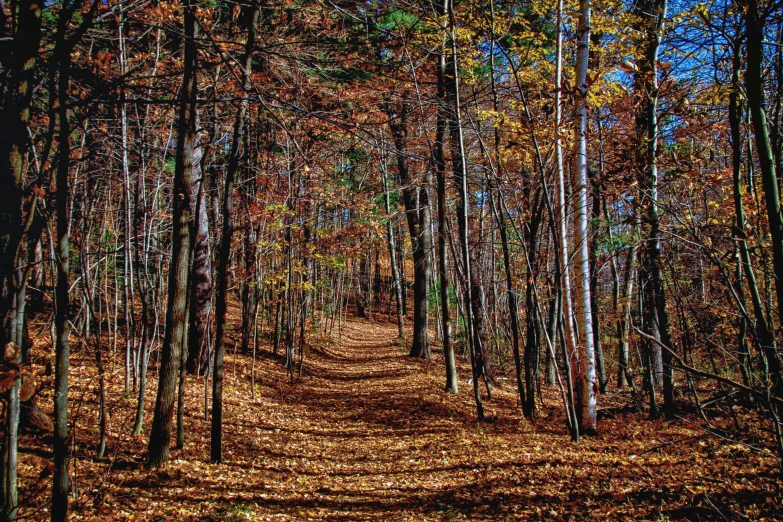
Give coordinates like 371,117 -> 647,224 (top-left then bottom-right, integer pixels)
491,190 -> 523,410
589,171 -> 606,393
52,40 -> 75,521
386,103 -> 431,359
132,163 -> 153,436
573,0 -> 598,434
746,0 -> 783,393
634,0 -> 674,415
446,0 -> 483,420
616,241 -> 638,390
732,24 -> 781,393
380,160 -> 406,342
147,0 -> 197,467
555,0 -> 580,441
186,136 -> 212,375
435,125 -> 458,392
0,1 -> 44,514
241,224 -> 258,355
359,249 -> 372,320
433,0 -> 457,393
211,0 -> 258,463
298,219 -> 312,378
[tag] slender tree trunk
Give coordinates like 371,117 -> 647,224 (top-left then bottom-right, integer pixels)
0,1 -> 44,515
273,286 -> 283,355
52,45 -> 74,522
372,247 -> 382,315
433,8 -> 458,391
484,0 -> 519,409
186,140 -> 212,375
616,241 -> 638,390
176,276 -> 189,449
147,0 -> 197,467
283,169 -> 295,370
491,190 -> 523,410
386,103 -> 431,359
588,171 -> 606,393
176,110 -> 205,449
545,282 -> 558,386
132,162 -> 153,436
298,218 -> 313,378
357,249 -> 372,320
746,0 -> 783,384
446,0 -> 483,420
731,26 -> 780,392
555,0 -> 580,441
77,225 -> 107,459
519,194 -> 544,418
573,0 -> 598,434
119,9 -> 136,393
380,159 -> 406,342
241,225 -> 258,355
131,304 -> 151,435
211,1 -> 258,463
634,0 -> 674,415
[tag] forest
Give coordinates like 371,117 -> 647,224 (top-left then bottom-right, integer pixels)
1,0 -> 783,518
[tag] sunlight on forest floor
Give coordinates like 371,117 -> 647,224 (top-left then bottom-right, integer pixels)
19,317 -> 782,520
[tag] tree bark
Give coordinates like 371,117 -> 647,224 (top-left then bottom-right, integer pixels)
446,0 -> 483,420
186,135 -> 212,375
555,0 -> 580,441
386,102 -> 432,359
0,0 -> 44,516
746,0 -> 783,382
241,223 -> 258,356
52,22 -> 83,515
484,0 -> 520,409
147,0 -> 197,468
491,189 -> 524,410
434,4 -> 458,391
380,159 -> 406,343
573,0 -> 598,434
522,197 -> 544,418
731,23 -> 781,393
211,0 -> 258,462
589,172 -> 606,393
616,241 -> 638,390
633,0 -> 674,415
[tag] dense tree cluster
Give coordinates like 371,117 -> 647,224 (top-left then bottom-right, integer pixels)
1,0 -> 783,518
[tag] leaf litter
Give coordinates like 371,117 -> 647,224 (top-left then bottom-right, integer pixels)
17,316 -> 783,520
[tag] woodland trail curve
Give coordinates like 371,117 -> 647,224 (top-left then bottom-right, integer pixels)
28,317 -> 781,521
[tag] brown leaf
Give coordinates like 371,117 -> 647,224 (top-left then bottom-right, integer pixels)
4,342 -> 20,362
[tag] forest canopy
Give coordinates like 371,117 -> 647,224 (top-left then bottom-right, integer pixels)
1,0 -> 783,518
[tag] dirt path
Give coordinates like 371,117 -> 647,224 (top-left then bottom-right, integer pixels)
20,317 -> 781,520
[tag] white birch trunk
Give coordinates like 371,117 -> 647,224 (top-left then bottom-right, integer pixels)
573,0 -> 597,434
555,0 -> 577,375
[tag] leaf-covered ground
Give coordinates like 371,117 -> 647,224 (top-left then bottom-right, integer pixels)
18,316 -> 783,520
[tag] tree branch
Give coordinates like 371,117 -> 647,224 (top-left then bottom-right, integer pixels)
633,327 -> 778,403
